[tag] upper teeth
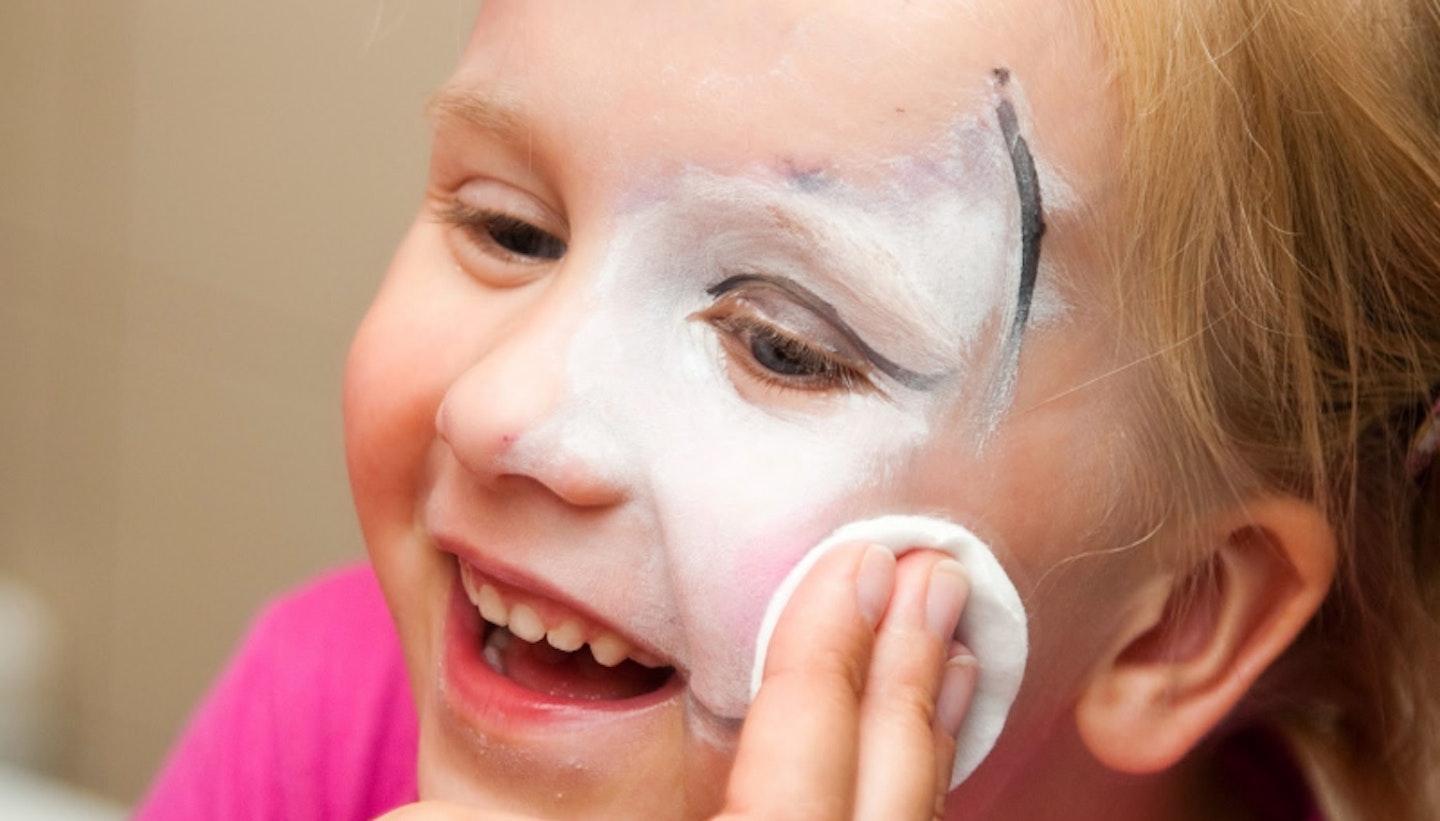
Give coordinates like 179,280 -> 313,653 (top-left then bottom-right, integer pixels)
461,563 -> 665,669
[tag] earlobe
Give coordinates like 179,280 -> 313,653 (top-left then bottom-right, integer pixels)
1075,495 -> 1337,774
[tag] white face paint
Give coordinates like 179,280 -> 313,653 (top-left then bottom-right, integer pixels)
500,95 -> 1064,722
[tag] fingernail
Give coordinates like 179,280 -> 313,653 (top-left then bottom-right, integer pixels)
856,545 -> 896,628
925,559 -> 969,640
937,650 -> 978,739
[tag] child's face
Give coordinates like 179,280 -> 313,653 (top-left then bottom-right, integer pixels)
346,0 -> 1141,816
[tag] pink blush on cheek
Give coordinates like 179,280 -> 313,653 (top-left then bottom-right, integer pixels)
677,511 -> 844,721
720,510 -> 849,652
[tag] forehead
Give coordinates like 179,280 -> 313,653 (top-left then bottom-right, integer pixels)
451,0 -> 1110,191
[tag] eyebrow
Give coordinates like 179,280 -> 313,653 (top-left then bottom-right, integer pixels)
425,84 -> 528,138
706,273 -> 945,391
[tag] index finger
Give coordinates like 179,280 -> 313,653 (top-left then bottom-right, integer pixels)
717,543 -> 896,819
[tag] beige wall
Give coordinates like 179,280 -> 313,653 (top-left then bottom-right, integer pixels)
0,0 -> 479,804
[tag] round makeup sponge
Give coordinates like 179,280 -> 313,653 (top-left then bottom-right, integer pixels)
749,515 -> 1028,788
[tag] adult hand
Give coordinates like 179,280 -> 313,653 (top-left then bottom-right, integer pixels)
376,543 -> 975,821
716,543 -> 975,821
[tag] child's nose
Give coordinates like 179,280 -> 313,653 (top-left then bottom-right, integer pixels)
434,283 -> 627,509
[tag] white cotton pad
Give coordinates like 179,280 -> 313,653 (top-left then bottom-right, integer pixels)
749,515 -> 1028,788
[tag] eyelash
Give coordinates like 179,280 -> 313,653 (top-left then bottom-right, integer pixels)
708,312 -> 869,394
437,200 -> 567,265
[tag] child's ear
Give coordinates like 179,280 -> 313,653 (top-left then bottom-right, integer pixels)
1074,494 -> 1337,773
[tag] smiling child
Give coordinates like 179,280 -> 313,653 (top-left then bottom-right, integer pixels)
137,2 -> 1440,820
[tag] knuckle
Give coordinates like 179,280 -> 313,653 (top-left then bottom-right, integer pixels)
808,635 -> 870,694
770,626 -> 871,694
871,676 -> 940,727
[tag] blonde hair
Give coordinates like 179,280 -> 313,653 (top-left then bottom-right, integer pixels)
1086,1 -> 1440,818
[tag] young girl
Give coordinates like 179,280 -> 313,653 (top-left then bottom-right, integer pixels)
137,1 -> 1440,819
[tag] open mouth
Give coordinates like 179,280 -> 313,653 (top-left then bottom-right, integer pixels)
457,560 -> 678,703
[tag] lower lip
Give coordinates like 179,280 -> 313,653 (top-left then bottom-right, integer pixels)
439,573 -> 684,732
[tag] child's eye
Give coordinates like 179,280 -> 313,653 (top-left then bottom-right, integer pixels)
714,315 -> 865,392
437,198 -> 567,267
473,212 -> 566,261
695,285 -> 872,394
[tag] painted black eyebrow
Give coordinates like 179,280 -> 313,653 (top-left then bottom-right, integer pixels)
992,67 -> 1047,370
706,274 -> 944,391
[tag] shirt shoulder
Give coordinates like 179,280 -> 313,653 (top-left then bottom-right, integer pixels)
134,563 -> 418,821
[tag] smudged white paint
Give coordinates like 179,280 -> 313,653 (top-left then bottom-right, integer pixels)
499,87 -> 1065,723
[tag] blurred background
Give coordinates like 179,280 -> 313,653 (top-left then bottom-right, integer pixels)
0,0 -> 480,812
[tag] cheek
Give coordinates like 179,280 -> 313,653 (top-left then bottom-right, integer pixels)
895,347 -> 1154,705
343,302 -> 436,541
697,506 -> 849,652
655,479 -> 864,718
642,412 -> 930,717
343,227 -> 495,555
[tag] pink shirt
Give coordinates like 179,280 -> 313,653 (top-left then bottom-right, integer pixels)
134,564 -> 418,821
